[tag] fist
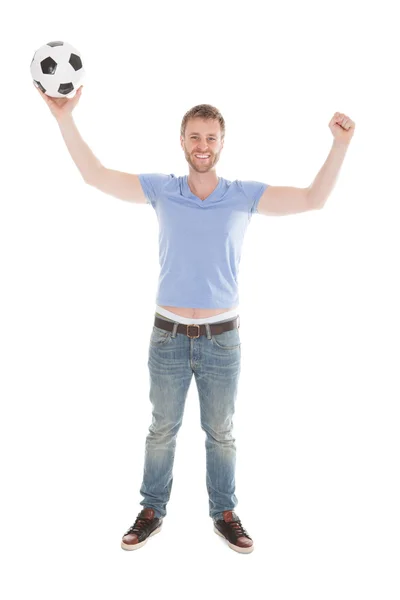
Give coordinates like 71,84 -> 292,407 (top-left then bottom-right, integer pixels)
329,112 -> 355,145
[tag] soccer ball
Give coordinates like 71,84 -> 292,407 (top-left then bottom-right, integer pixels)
30,41 -> 86,98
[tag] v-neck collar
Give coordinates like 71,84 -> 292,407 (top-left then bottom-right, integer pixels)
183,175 -> 222,206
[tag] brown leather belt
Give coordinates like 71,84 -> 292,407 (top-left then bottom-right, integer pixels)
154,315 -> 240,339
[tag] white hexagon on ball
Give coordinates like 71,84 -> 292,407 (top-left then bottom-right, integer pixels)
30,41 -> 86,98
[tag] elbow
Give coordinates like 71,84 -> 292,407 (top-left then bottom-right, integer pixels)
84,166 -> 104,187
313,201 -> 325,210
84,174 -> 96,186
307,190 -> 325,210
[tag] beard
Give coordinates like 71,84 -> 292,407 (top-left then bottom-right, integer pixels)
184,148 -> 221,172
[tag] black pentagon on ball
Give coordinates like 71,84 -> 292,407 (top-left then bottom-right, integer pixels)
69,53 -> 82,71
58,82 -> 75,95
41,56 -> 57,75
47,41 -> 64,47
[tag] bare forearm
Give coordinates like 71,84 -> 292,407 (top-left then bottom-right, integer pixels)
307,141 -> 350,208
57,115 -> 102,182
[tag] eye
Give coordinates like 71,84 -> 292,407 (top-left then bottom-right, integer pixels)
190,136 -> 216,141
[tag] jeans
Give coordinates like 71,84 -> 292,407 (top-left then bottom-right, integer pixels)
139,316 -> 241,521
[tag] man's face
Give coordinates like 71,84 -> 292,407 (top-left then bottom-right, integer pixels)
180,118 -> 224,173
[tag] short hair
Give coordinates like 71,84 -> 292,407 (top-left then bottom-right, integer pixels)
180,104 -> 225,140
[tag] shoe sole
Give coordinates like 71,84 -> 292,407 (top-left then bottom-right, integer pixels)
121,523 -> 162,551
214,526 -> 254,554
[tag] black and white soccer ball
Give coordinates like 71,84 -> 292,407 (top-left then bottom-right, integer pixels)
30,41 -> 86,98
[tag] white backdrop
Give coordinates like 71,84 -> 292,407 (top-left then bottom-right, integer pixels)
1,0 -> 399,598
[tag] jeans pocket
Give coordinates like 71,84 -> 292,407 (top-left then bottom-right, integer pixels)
150,325 -> 172,346
211,328 -> 241,349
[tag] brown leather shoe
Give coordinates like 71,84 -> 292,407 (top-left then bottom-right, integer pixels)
121,508 -> 163,551
214,510 -> 254,553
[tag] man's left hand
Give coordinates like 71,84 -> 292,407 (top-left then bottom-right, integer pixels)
329,112 -> 355,145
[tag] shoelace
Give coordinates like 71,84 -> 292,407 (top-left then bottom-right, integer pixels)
224,518 -> 250,539
125,516 -> 153,535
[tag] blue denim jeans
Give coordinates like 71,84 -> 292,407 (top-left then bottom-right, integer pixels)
139,316 -> 241,521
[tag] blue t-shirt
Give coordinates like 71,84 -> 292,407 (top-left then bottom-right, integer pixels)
139,174 -> 268,309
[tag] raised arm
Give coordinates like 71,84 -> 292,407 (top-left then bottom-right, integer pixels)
86,166 -> 147,204
35,84 -> 147,204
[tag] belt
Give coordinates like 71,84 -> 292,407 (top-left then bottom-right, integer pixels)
154,315 -> 240,339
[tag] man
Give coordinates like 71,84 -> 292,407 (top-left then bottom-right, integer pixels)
35,84 -> 355,553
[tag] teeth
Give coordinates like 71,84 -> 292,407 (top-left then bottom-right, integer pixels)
195,155 -> 210,158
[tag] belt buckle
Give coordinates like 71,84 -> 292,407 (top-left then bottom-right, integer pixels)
187,324 -> 200,339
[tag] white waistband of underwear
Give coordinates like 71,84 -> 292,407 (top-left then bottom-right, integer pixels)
155,305 -> 239,325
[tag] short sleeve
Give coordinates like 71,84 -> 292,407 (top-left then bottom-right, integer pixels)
238,180 -> 269,215
138,173 -> 174,209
